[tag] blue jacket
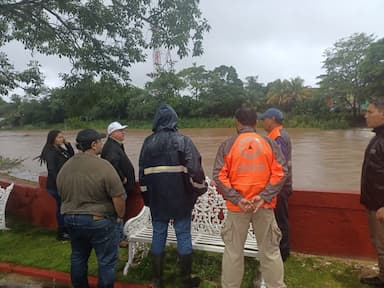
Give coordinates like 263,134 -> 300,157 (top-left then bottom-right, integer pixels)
139,104 -> 207,221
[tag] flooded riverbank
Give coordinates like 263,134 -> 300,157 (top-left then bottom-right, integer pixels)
0,128 -> 373,191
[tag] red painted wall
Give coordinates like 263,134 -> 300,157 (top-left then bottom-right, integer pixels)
1,176 -> 143,229
0,176 -> 376,259
289,189 -> 375,259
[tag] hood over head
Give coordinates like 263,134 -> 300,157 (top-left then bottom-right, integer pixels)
152,104 -> 178,132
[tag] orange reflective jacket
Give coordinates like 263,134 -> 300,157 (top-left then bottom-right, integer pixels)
213,127 -> 287,212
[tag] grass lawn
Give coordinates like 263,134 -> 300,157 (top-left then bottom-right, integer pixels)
0,216 -> 376,287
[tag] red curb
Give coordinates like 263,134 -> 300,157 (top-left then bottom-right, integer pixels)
0,262 -> 149,288
0,263 -> 11,272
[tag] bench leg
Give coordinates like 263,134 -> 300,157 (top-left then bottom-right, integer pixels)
123,242 -> 135,275
253,269 -> 266,288
259,276 -> 266,288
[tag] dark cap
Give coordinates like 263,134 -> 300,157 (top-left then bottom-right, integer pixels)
258,108 -> 284,121
76,128 -> 106,143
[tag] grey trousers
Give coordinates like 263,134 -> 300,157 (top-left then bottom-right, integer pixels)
367,210 -> 384,280
221,209 -> 286,288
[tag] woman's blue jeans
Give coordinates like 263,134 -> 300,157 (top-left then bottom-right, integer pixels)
63,214 -> 119,288
47,189 -> 64,228
151,215 -> 192,256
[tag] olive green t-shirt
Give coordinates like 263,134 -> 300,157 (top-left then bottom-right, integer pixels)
57,153 -> 125,217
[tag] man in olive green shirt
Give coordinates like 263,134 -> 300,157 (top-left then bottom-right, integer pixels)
57,128 -> 125,288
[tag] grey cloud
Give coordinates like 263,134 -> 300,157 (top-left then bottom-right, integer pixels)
1,0 -> 384,92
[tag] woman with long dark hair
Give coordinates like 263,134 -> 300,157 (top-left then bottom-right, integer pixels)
38,130 -> 74,240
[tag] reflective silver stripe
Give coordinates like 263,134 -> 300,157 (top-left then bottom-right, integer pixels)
144,165 -> 188,175
140,186 -> 147,192
190,178 -> 207,189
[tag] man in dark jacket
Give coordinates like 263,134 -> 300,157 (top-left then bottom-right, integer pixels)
360,97 -> 384,287
139,104 -> 207,288
101,121 -> 135,247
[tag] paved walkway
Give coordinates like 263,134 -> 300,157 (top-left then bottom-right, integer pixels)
0,272 -> 67,287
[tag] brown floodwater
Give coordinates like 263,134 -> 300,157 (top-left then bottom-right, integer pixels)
0,127 -> 374,191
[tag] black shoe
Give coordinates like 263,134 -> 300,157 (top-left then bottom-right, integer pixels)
281,251 -> 290,262
360,276 -> 384,286
152,253 -> 165,288
179,253 -> 200,288
56,232 -> 70,241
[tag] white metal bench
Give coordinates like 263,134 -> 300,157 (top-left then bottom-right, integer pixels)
123,177 -> 265,287
0,182 -> 14,230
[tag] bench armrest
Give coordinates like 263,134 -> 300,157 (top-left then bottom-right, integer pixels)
124,206 -> 151,240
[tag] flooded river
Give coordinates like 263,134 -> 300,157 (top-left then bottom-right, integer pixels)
0,128 -> 374,191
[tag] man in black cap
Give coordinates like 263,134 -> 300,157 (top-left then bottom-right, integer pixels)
57,128 -> 126,288
258,108 -> 293,262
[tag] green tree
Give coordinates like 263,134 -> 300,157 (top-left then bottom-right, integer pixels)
200,65 -> 245,117
0,54 -> 45,97
318,33 -> 375,117
0,0 -> 210,90
243,76 -> 267,109
358,38 -> 384,98
266,77 -> 309,111
58,75 -> 100,119
145,66 -> 186,105
178,64 -> 210,100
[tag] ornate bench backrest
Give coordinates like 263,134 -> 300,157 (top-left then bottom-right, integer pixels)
0,183 -> 14,230
192,178 -> 227,235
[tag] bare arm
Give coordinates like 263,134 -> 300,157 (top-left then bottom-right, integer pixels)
112,194 -> 126,219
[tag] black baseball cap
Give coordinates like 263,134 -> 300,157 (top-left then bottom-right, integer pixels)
76,129 -> 106,143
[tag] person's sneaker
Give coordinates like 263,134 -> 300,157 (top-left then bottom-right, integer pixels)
360,276 -> 384,286
119,240 -> 129,248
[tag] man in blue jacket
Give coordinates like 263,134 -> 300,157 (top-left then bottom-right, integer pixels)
139,104 -> 207,288
258,108 -> 292,262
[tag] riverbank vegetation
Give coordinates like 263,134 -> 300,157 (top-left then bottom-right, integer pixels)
0,156 -> 23,171
0,217 -> 374,287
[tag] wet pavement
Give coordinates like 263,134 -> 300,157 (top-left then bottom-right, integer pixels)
0,273 -> 69,288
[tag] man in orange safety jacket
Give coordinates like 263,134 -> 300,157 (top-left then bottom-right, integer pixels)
213,106 -> 287,288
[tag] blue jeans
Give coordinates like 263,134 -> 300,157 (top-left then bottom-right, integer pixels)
47,189 -> 64,228
63,214 -> 119,288
151,215 -> 192,256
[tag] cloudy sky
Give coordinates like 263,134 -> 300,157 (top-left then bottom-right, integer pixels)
3,0 -> 384,90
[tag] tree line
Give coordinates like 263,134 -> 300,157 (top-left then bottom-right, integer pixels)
0,1 -> 383,128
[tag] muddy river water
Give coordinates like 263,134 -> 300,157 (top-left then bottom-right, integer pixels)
0,127 -> 374,191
